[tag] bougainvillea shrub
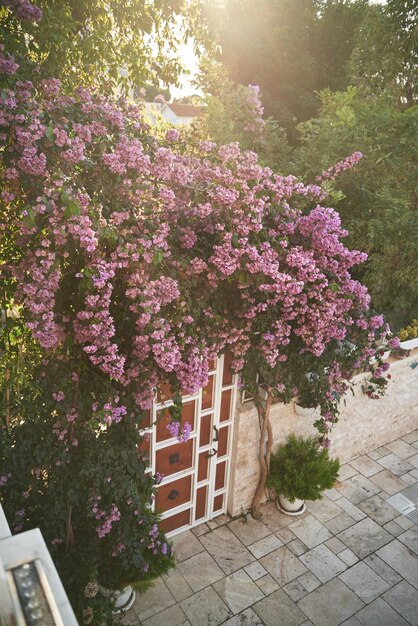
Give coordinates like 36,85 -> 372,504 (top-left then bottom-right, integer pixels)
0,67 -> 397,621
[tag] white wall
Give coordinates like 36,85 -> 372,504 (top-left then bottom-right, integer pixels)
227,349 -> 418,516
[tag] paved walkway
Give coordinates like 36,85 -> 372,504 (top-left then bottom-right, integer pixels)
124,431 -> 418,626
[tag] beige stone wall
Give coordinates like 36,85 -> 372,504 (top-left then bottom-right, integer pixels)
227,349 -> 418,517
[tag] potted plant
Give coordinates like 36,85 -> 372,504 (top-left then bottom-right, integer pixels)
267,435 -> 340,515
293,388 -> 318,416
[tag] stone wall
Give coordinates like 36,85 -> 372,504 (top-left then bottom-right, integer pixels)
227,349 -> 418,517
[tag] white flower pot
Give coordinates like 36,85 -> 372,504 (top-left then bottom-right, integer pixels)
276,494 -> 306,516
294,403 -> 315,417
99,585 -> 136,613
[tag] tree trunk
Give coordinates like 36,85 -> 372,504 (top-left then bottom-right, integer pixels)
251,389 -> 273,519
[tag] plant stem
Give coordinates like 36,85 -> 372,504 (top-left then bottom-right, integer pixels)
251,388 -> 273,519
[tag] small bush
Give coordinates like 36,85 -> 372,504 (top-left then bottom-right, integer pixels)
268,435 -> 340,502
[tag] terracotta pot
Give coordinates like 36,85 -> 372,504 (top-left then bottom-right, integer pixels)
99,585 -> 136,613
276,494 -> 306,516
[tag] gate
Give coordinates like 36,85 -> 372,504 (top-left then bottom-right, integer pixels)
139,354 -> 237,536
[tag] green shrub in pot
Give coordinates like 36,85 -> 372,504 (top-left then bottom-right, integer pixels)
268,435 -> 340,504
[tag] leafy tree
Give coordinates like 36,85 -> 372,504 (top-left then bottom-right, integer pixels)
294,87 -> 418,329
350,0 -> 418,106
204,0 -> 367,141
189,60 -> 290,171
0,0 -> 208,91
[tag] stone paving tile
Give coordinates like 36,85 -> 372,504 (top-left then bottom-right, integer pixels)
192,523 -> 210,537
121,610 -> 140,625
401,471 -> 418,485
377,453 -> 414,476
383,580 -> 418,625
125,433 -> 418,626
338,463 -> 358,481
370,469 -> 409,495
338,548 -> 359,566
322,486 -> 342,501
377,539 -> 418,589
398,527 -> 418,556
177,550 -> 224,592
355,597 -> 409,626
142,604 -> 187,626
350,455 -> 383,477
338,474 -> 381,505
394,514 -> 415,530
340,618 -> 362,626
358,494 -> 399,525
283,578 -> 310,602
337,517 -> 392,559
222,607 -> 264,626
289,514 -> 333,549
199,526 -> 254,575
259,500 -> 296,532
368,449 -> 384,460
228,516 -> 270,546
288,538 -> 309,556
383,519 -> 405,536
172,530 -> 204,562
162,566 -> 194,601
260,546 -> 308,586
248,533 -> 283,559
324,512 -> 356,534
244,561 -> 267,581
275,526 -> 297,544
305,497 -> 343,522
131,577 -> 176,622
386,439 -> 417,459
299,544 -> 347,583
375,445 -> 392,456
339,561 -> 391,603
402,430 -> 418,444
255,573 -> 279,596
297,572 -> 321,593
363,553 -> 402,586
333,496 -> 367,522
180,587 -> 232,626
253,589 -> 307,626
325,536 -> 346,554
213,569 -> 264,614
297,578 -> 364,626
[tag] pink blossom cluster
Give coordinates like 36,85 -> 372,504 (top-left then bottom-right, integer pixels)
316,152 -> 363,182
166,420 -> 192,443
0,45 -> 19,75
0,78 -> 391,436
91,498 -> 121,538
1,0 -> 43,21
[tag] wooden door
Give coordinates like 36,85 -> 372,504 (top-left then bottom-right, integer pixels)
139,355 -> 237,536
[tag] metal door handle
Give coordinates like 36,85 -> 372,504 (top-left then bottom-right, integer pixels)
213,425 -> 219,442
206,448 -> 217,458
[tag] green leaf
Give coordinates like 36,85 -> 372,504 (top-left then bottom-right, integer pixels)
45,126 -> 54,142
329,283 -> 340,292
63,200 -> 81,218
152,249 -> 163,266
60,191 -> 71,205
22,208 -> 35,228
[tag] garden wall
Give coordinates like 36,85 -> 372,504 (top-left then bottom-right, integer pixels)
227,348 -> 418,517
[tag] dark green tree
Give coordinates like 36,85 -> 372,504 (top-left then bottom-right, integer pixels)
294,87 -> 418,329
350,0 -> 418,106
